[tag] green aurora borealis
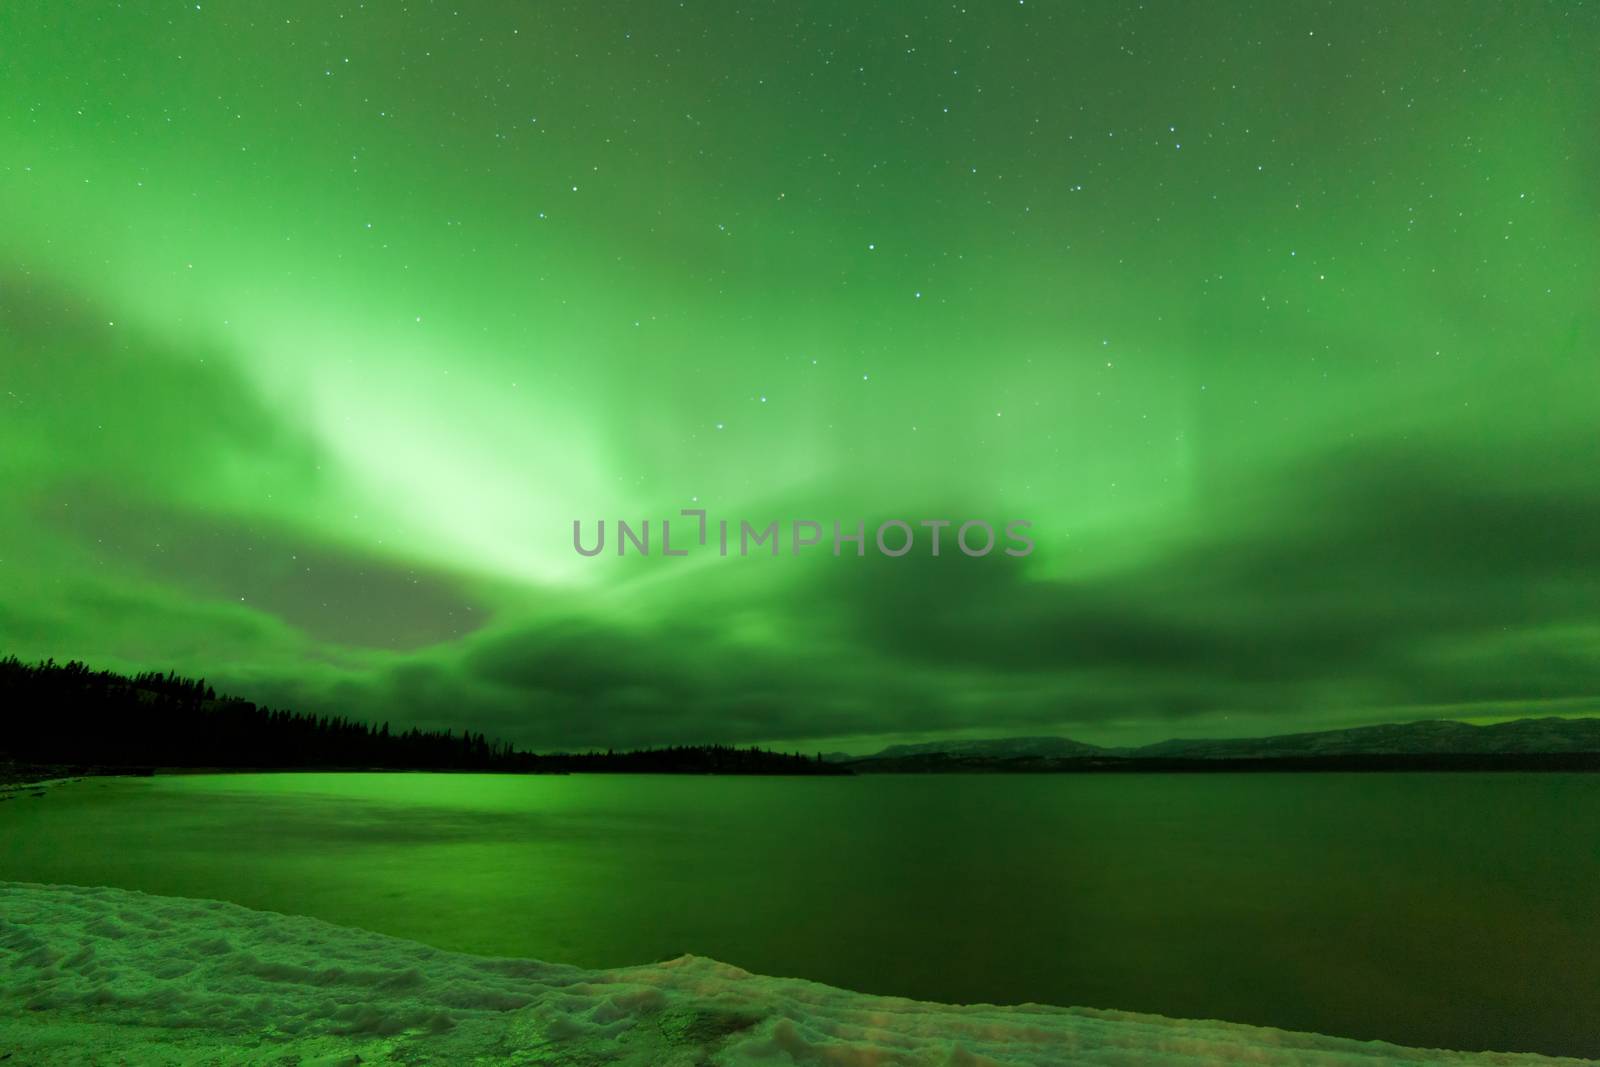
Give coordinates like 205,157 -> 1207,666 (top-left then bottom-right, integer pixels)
2,2 -> 1597,753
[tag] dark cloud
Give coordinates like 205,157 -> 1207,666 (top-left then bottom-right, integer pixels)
796,440 -> 1600,717
42,489 -> 491,651
365,437 -> 1600,749
2,274 -> 492,653
452,615 -> 944,750
0,272 -> 319,495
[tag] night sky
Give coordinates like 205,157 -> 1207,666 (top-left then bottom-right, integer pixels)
2,2 -> 1596,753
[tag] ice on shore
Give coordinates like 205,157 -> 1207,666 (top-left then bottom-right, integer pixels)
0,882 -> 1584,1066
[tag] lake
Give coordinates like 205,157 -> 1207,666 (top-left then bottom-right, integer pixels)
3,772 -> 1596,1058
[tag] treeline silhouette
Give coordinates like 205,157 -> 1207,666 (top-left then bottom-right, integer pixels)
0,657 -> 847,775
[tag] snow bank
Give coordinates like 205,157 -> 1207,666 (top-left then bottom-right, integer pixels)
0,882 -> 1582,1066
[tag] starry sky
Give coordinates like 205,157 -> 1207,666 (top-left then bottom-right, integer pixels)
2,2 -> 1597,753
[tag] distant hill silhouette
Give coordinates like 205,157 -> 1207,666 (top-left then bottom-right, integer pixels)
1131,717 -> 1600,758
0,656 -> 846,776
873,736 -> 1103,760
846,718 -> 1600,772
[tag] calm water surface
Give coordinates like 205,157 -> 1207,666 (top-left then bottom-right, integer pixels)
3,772 -> 1597,1057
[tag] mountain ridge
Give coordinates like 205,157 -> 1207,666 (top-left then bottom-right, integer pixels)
846,716 -> 1600,766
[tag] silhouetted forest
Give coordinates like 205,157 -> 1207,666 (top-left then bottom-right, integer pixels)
0,657 -> 848,775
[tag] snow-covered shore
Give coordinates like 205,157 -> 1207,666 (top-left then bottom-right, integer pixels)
0,882 -> 1585,1066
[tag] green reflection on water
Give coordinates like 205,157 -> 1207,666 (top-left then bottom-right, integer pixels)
4,771 -> 1597,1058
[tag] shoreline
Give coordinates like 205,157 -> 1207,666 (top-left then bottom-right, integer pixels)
1,881 -> 1588,1066
8,756 -> 1600,790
